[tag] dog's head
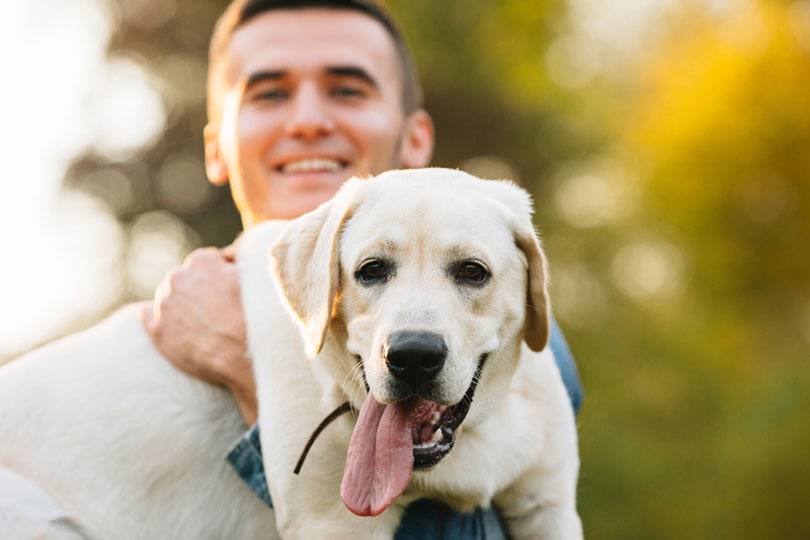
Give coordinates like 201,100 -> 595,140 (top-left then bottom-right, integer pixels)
271,168 -> 549,516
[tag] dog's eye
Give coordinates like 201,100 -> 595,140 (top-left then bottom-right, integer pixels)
355,260 -> 390,284
454,261 -> 490,285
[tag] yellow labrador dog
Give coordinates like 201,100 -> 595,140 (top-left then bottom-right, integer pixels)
0,168 -> 582,539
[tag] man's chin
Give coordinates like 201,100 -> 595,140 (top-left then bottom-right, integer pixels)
269,190 -> 344,221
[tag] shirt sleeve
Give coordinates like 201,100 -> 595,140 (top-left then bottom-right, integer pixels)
225,423 -> 273,507
549,316 -> 584,414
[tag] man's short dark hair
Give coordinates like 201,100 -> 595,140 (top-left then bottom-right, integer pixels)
207,0 -> 423,124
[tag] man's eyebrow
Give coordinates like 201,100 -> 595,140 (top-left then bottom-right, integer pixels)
326,66 -> 380,89
245,70 -> 286,89
243,67 -> 380,90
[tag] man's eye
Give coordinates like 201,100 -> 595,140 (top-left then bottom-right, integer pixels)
454,261 -> 490,285
355,260 -> 390,284
332,86 -> 365,98
253,89 -> 288,101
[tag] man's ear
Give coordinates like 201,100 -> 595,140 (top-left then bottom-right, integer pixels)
204,124 -> 229,186
398,110 -> 435,168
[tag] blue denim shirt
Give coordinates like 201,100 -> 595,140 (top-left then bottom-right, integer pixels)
226,319 -> 582,538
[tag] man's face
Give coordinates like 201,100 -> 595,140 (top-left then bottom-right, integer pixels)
207,9 -> 433,225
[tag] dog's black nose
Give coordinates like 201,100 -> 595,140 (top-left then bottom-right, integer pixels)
385,331 -> 447,391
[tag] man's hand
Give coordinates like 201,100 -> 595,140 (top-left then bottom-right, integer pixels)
140,247 -> 258,425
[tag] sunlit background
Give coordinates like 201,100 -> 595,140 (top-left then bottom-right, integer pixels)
1,0 -> 808,537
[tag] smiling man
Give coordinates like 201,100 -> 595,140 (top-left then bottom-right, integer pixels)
142,1 -> 582,538
203,2 -> 433,225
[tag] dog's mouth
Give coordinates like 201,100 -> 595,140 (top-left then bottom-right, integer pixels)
410,358 -> 482,469
340,355 -> 486,517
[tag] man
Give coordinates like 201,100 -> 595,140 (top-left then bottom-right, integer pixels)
142,0 -> 583,537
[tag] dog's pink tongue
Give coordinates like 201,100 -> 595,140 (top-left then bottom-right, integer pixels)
340,394 -> 415,517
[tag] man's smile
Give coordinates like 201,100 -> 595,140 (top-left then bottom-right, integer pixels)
277,157 -> 347,174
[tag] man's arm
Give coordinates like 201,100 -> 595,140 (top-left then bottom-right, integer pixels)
140,247 -> 258,424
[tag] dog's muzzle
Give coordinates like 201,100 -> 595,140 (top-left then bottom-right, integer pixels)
340,351 -> 488,517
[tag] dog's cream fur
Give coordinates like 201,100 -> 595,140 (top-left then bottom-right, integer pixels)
0,168 -> 581,539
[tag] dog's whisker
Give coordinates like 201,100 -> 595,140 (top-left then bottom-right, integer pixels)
340,354 -> 367,418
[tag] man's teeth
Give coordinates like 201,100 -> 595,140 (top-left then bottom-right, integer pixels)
282,158 -> 342,173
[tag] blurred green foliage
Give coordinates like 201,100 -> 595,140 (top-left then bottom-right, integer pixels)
68,0 -> 810,537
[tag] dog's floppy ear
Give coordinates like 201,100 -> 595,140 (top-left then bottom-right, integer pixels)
515,225 -> 551,352
484,179 -> 551,352
270,180 -> 363,358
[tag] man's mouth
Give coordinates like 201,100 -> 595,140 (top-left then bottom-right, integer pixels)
278,157 -> 346,174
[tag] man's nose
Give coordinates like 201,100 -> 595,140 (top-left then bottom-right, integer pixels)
285,83 -> 335,138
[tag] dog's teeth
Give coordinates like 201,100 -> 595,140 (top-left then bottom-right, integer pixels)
414,430 -> 444,450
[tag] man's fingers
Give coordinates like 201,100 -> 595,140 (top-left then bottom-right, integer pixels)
184,247 -> 226,267
222,244 -> 237,262
139,301 -> 159,338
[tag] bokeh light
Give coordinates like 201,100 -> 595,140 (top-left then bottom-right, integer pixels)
611,239 -> 686,303
155,152 -> 215,214
459,155 -> 521,183
553,159 -> 639,229
88,56 -> 167,161
126,211 -> 200,299
0,0 -> 168,360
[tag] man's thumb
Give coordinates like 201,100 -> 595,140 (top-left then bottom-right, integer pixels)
138,301 -> 158,336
